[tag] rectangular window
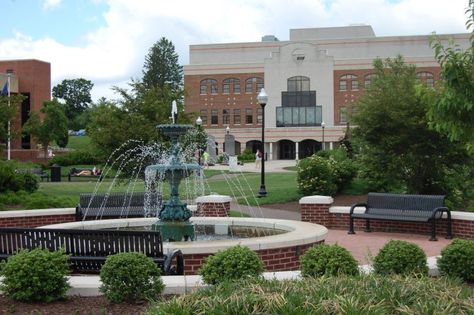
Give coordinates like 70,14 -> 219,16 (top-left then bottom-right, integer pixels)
245,108 -> 253,124
233,109 -> 241,124
223,109 -> 230,125
257,108 -> 263,124
339,81 -> 347,91
200,109 -> 207,125
245,80 -> 253,93
223,83 -> 230,94
234,82 -> 240,93
211,109 -> 218,125
211,85 -> 218,94
256,80 -> 264,93
200,85 -> 207,95
352,80 -> 359,90
340,107 -> 347,124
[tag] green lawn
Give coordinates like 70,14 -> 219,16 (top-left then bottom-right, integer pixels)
36,172 -> 301,207
66,136 -> 92,151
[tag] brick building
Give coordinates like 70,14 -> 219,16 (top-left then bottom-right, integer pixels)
184,25 -> 469,160
0,59 -> 51,162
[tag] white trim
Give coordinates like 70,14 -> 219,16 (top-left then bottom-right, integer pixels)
195,195 -> 233,203
299,196 -> 334,205
0,208 -> 75,218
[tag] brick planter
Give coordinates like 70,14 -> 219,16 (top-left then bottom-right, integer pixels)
195,195 -> 232,217
0,209 -> 76,228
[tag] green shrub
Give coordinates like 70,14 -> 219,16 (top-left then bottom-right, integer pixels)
0,248 -> 70,302
437,239 -> 474,282
199,245 -> 264,285
49,150 -> 101,166
238,148 -> 255,161
299,244 -> 359,277
99,252 -> 164,303
297,155 -> 337,196
0,191 -> 76,210
373,240 -> 428,275
0,160 -> 39,193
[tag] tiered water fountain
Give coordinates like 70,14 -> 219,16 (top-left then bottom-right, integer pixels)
146,124 -> 200,241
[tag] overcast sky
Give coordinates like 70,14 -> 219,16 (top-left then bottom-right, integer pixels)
0,0 -> 470,101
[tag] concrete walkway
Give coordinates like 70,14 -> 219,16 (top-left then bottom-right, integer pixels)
210,159 -> 297,173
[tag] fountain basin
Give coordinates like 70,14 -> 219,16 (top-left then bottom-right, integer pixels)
41,217 -> 328,274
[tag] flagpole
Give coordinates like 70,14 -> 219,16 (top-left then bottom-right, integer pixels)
7,74 -> 11,161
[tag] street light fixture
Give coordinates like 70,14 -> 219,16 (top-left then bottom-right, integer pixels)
226,126 -> 230,134
321,121 -> 326,151
257,88 -> 268,197
196,117 -> 203,165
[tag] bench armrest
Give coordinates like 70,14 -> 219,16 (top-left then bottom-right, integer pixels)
75,204 -> 83,221
163,249 -> 184,275
430,207 -> 450,220
350,203 -> 367,215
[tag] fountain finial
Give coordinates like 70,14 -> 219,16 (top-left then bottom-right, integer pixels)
171,100 -> 178,124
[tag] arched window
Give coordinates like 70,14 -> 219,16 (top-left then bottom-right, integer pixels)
287,76 -> 310,92
223,78 -> 241,94
416,71 -> 434,88
340,74 -> 358,91
364,73 -> 376,88
200,79 -> 218,95
245,77 -> 264,93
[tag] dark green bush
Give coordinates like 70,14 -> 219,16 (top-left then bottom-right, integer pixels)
49,150 -> 101,166
0,248 -> 70,302
437,239 -> 474,282
238,148 -> 255,161
373,240 -> 428,275
199,245 -> 264,285
297,155 -> 337,196
99,252 -> 164,303
0,160 -> 39,193
299,244 -> 359,277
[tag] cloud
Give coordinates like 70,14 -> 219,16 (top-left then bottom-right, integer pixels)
0,0 -> 470,101
42,0 -> 62,10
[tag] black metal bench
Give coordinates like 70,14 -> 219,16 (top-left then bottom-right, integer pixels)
76,192 -> 162,220
68,168 -> 103,182
348,192 -> 452,241
0,227 -> 183,275
32,168 -> 50,182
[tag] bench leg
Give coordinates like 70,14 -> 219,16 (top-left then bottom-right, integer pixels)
348,217 -> 356,234
430,219 -> 438,241
364,219 -> 372,232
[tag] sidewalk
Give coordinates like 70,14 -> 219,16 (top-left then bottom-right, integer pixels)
210,159 -> 297,173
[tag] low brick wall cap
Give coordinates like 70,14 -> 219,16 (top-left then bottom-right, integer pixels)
195,195 -> 232,203
299,196 -> 334,205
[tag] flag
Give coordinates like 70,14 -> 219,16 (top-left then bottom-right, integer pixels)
1,81 -> 8,96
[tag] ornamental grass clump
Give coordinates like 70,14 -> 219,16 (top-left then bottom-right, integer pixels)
373,240 -> 428,276
0,248 -> 70,302
198,245 -> 264,285
99,252 -> 165,303
437,239 -> 474,283
299,244 -> 359,277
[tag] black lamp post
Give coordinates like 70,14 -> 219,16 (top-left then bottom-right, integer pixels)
196,116 -> 203,165
321,121 -> 326,151
257,88 -> 267,197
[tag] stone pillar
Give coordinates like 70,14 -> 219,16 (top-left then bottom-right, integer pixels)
269,142 -> 273,160
195,195 -> 232,217
299,196 -> 334,227
295,141 -> 299,160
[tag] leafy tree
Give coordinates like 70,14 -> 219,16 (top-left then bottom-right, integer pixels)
352,56 -> 471,198
22,99 -> 69,159
0,94 -> 24,152
52,78 -> 93,129
429,1 -> 474,153
142,37 -> 183,91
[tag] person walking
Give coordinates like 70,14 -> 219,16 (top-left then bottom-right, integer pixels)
202,151 -> 210,169
255,149 -> 262,168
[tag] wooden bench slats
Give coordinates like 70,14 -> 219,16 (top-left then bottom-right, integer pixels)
348,192 -> 452,241
0,228 -> 183,275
